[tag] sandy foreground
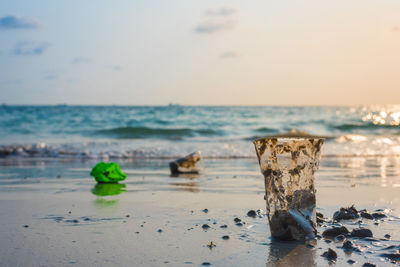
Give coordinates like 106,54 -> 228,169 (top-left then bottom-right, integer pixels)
0,157 -> 400,267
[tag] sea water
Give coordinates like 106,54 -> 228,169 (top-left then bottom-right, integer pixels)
0,105 -> 399,158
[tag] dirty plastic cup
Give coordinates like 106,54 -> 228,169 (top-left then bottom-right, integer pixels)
253,137 -> 324,241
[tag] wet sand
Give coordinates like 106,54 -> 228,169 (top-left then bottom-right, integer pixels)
0,157 -> 400,266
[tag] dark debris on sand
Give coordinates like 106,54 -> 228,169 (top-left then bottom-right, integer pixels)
350,228 -> 373,238
322,226 -> 349,238
333,205 -> 359,221
321,248 -> 337,261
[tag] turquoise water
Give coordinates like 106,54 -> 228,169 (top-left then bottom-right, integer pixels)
1,105 -> 400,158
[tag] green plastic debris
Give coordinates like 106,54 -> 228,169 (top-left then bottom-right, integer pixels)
90,162 -> 127,183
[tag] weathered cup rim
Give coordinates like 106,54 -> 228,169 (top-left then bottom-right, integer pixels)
252,136 -> 326,144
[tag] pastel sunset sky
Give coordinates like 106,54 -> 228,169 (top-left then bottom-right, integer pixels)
1,0 -> 400,105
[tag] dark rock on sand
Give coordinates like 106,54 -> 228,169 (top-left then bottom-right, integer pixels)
335,234 -> 345,241
384,234 -> 391,239
169,152 -> 202,174
202,208 -> 208,213
201,262 -> 211,266
360,211 -> 374,220
222,235 -> 230,240
202,224 -> 210,230
23,225 -> 29,228
362,263 -> 376,267
247,210 -> 257,218
372,212 -> 386,219
220,224 -> 228,228
333,205 -> 359,221
350,228 -> 373,238
380,253 -> 400,262
235,222 -> 243,226
322,226 -> 349,238
157,229 -> 163,233
342,240 -> 355,250
233,217 -> 241,223
342,239 -> 360,252
321,248 -> 337,261
347,259 -> 356,264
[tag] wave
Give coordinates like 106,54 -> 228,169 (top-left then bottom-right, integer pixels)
95,126 -> 220,139
331,122 -> 400,131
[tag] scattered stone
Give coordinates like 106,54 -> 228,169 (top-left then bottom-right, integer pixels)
362,263 -> 376,267
335,234 -> 345,241
360,211 -> 374,220
325,239 -> 332,244
342,240 -> 358,251
384,234 -> 391,239
201,263 -> 211,266
72,219 -> 79,223
202,224 -> 210,230
322,226 -> 349,238
220,225 -> 227,229
372,212 -> 386,219
350,228 -> 373,238
321,248 -> 337,261
68,211 -> 72,214
235,222 -> 243,227
333,205 -> 359,221
233,217 -> 241,223
247,210 -> 257,218
202,209 -> 209,213
23,225 -> 29,228
222,235 -> 230,240
347,259 -> 356,264
157,229 -> 163,233
380,253 -> 400,262
135,232 -> 139,234
169,151 -> 202,174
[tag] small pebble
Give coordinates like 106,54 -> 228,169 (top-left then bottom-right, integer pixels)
347,259 -> 356,264
202,224 -> 210,230
202,209 -> 209,213
322,248 -> 337,261
384,234 -> 391,239
220,225 -> 228,229
322,226 -> 349,238
222,235 -> 230,240
201,263 -> 211,266
247,210 -> 257,218
23,225 -> 29,228
126,214 -> 130,218
362,263 -> 376,267
235,222 -> 243,227
233,217 -> 241,223
157,229 -> 163,233
350,228 -> 373,238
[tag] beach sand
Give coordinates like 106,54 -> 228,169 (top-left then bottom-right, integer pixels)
0,157 -> 400,266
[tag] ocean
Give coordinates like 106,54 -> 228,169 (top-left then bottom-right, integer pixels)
1,105 -> 400,158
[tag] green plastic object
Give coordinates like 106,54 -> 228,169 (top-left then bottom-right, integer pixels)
90,162 -> 127,183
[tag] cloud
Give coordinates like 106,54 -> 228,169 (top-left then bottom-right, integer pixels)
194,20 -> 237,34
195,7 -> 238,34
220,51 -> 239,59
14,41 -> 51,55
0,15 -> 40,29
72,57 -> 90,63
206,7 -> 236,16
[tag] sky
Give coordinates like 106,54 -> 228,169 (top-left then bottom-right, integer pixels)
0,0 -> 400,105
